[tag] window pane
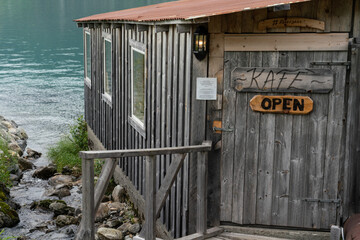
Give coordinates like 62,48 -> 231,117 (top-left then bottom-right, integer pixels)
86,33 -> 91,80
132,49 -> 145,123
104,39 -> 112,95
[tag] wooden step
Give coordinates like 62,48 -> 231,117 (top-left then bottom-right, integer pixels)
208,232 -> 291,240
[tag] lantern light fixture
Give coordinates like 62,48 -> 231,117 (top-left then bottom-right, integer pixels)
193,26 -> 208,61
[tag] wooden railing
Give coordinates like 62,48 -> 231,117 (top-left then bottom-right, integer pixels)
75,141 -> 220,240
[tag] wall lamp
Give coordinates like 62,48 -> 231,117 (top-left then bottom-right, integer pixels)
193,26 -> 208,61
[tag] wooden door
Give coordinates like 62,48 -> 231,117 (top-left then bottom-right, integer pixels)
220,51 -> 348,229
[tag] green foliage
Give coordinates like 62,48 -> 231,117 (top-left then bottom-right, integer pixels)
0,140 -> 17,187
0,229 -> 16,240
48,115 -> 88,173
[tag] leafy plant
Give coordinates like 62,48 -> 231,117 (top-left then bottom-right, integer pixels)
0,140 -> 17,187
48,115 -> 88,173
0,229 -> 16,240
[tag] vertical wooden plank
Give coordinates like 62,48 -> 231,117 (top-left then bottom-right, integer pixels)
176,32 -> 186,238
189,27 -> 207,233
80,158 -> 95,240
165,26 -> 174,230
303,52 -> 329,229
182,30 -> 192,237
255,52 -> 277,225
321,51 -> 347,228
271,51 -> 294,226
222,13 -> 242,33
197,151 -> 208,235
316,0 -> 332,32
171,27 -> 179,237
221,52 -> 238,222
160,31 -> 168,224
243,52 -> 262,225
330,0 -> 353,32
145,156 -> 156,240
231,54 -> 248,224
344,43 -> 360,220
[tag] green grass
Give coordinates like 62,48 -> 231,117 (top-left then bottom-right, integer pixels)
48,116 -> 89,174
0,140 -> 17,187
0,229 -> 16,240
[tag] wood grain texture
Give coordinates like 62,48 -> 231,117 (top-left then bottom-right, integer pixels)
258,18 -> 325,31
249,95 -> 314,115
224,33 -> 349,52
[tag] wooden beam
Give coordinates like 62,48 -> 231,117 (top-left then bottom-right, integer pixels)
75,158 -> 95,240
137,24 -> 148,32
155,153 -> 187,217
79,142 -> 212,159
224,33 -> 349,52
175,227 -> 224,240
145,156 -> 156,240
177,24 -> 191,33
155,25 -> 169,33
197,151 -> 208,235
94,158 -> 117,212
102,23 -> 111,29
113,166 -> 173,240
125,24 -> 135,30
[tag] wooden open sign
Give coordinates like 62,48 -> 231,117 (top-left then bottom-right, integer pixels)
250,95 -> 313,115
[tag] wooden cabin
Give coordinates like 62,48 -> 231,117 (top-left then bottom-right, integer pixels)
75,0 -> 360,238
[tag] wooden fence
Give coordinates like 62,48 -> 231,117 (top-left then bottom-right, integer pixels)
75,141 -> 222,240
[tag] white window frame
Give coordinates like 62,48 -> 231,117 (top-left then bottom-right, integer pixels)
128,39 -> 146,136
84,29 -> 91,88
102,31 -> 112,106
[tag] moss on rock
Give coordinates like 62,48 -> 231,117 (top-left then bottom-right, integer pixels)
0,201 -> 19,227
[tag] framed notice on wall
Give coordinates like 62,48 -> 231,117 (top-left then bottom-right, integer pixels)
196,77 -> 217,100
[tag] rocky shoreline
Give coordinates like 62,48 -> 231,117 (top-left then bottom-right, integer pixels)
0,116 -> 142,240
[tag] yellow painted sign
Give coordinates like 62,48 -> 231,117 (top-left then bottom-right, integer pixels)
250,95 -> 313,115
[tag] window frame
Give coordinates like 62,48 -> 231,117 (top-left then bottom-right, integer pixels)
128,39 -> 146,137
84,28 -> 91,88
102,31 -> 112,106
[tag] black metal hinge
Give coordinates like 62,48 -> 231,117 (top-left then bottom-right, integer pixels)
310,61 -> 351,70
303,198 -> 341,205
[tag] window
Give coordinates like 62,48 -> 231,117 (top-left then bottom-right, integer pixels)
84,30 -> 91,88
103,33 -> 112,104
129,39 -> 146,135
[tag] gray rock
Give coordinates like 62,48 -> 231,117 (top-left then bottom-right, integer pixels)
18,127 -> 28,140
55,215 -> 78,227
128,223 -> 141,234
117,222 -> 132,234
124,236 -> 132,240
48,174 -> 73,187
16,139 -> 27,151
0,202 -> 20,228
33,165 -> 57,179
8,142 -> 23,156
18,158 -> 34,171
106,219 -> 122,228
26,148 -> 42,158
48,188 -> 71,199
96,203 -> 110,222
112,185 -> 126,203
108,202 -> 125,212
97,227 -> 123,240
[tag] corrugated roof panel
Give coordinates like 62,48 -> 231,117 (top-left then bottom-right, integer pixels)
75,0 -> 311,23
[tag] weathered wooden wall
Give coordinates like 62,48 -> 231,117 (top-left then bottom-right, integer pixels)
205,0 -> 357,229
84,23 -> 207,238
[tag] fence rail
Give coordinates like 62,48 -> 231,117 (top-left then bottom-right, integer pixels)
75,141 -> 215,240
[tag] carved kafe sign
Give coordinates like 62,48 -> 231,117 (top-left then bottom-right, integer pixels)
250,95 -> 313,115
258,18 -> 325,31
231,67 -> 333,93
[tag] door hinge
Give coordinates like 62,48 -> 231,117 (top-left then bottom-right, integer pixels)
303,198 -> 341,205
310,61 -> 351,70
213,127 -> 234,132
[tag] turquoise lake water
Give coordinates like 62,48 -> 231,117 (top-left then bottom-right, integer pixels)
0,0 -> 171,153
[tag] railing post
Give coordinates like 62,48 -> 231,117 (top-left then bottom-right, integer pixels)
145,155 -> 156,240
76,157 -> 95,240
197,151 -> 208,236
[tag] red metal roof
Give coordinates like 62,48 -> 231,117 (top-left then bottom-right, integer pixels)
75,0 -> 310,23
